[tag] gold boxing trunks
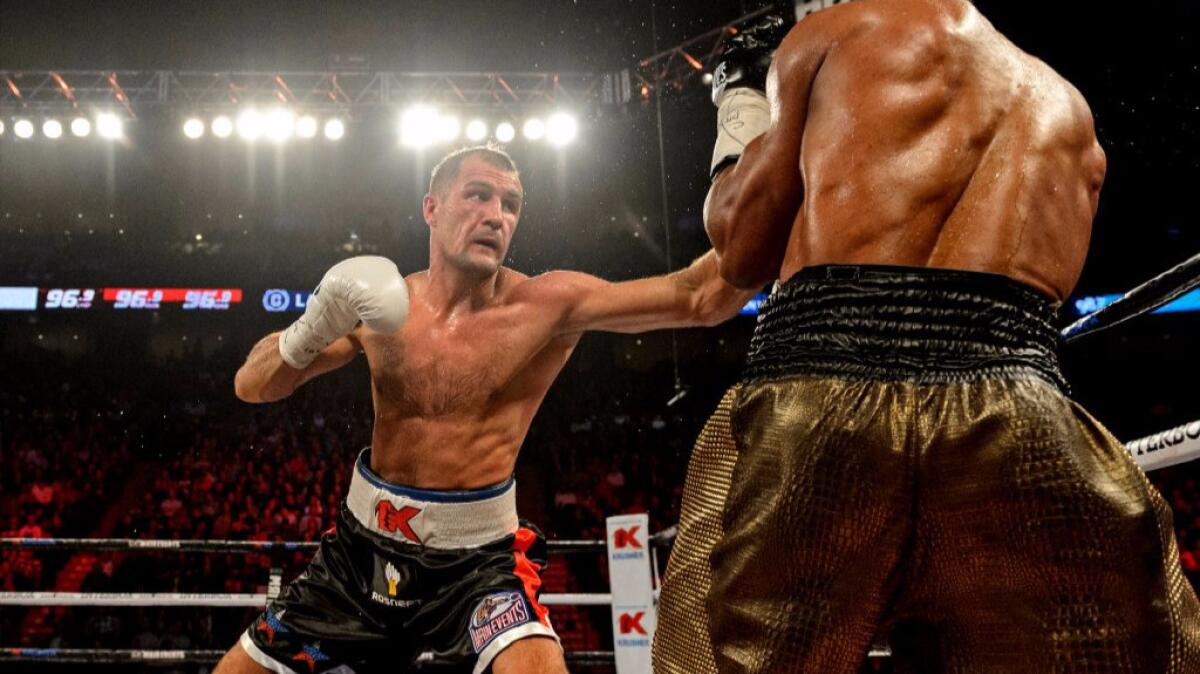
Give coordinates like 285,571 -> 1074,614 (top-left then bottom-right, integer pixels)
653,265 -> 1200,674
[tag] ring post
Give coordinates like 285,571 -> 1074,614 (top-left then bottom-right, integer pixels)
606,514 -> 655,674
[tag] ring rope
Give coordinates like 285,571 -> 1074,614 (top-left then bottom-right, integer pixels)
1061,250 -> 1200,342
1125,419 -> 1200,472
0,590 -> 612,607
0,646 -> 892,664
0,648 -> 620,666
0,537 -> 612,554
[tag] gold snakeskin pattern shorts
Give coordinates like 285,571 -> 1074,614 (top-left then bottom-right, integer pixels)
654,265 -> 1200,674
655,376 -> 1200,674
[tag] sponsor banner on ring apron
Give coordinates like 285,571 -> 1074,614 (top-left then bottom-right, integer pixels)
607,513 -> 654,674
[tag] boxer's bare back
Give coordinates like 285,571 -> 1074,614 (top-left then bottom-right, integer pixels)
706,0 -> 1107,300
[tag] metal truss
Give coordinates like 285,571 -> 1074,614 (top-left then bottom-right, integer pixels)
0,5 -> 821,117
0,70 -> 616,118
632,6 -> 777,97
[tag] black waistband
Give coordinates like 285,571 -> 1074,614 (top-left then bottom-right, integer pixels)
741,265 -> 1067,391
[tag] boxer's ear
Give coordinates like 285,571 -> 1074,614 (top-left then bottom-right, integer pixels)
422,193 -> 439,229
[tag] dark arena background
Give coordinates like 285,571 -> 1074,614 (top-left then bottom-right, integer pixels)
2,1 -> 1199,672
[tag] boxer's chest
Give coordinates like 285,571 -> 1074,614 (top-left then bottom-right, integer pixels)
362,305 -> 552,414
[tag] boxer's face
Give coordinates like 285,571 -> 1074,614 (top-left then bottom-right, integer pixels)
425,156 -> 523,278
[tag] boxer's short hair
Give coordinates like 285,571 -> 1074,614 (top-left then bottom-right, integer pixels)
429,145 -> 519,196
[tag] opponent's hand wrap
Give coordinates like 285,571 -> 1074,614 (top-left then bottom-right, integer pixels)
279,256 -> 409,369
710,14 -> 791,178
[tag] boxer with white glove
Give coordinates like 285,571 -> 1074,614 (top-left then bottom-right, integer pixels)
278,255 -> 409,369
222,145 -> 756,674
234,256 -> 407,403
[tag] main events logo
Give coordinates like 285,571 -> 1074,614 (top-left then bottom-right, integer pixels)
469,591 -> 530,653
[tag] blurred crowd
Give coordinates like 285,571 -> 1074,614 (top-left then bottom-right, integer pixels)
1,343 -> 1197,674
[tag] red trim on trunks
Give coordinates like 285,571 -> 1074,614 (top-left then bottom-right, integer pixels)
511,528 -> 550,626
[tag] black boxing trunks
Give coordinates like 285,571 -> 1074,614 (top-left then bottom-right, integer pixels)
240,449 -> 559,674
654,265 -> 1200,674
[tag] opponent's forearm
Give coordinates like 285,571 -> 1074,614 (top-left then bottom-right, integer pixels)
705,150 -> 795,290
234,333 -> 304,403
704,170 -> 741,267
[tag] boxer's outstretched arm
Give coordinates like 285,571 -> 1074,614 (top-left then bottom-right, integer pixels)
705,22 -> 832,289
537,250 -> 757,335
234,332 -> 359,403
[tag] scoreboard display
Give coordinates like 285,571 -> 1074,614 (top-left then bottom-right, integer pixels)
102,288 -> 242,311
4,284 -> 1200,318
1,287 -> 244,312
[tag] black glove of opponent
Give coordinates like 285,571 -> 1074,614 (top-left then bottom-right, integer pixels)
711,15 -> 792,104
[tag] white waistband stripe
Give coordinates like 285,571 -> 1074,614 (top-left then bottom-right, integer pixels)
346,451 -> 519,549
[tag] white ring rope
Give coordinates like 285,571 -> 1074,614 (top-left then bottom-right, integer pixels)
1126,419 -> 1200,472
0,591 -> 611,607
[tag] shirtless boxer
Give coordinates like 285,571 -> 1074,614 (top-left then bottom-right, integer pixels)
215,146 -> 755,674
654,2 -> 1200,672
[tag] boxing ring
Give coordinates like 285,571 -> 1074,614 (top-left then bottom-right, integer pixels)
2,417 -> 1199,668
3,253 -> 1199,669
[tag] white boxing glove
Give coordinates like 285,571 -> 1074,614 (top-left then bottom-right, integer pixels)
711,88 -> 771,178
279,256 -> 409,369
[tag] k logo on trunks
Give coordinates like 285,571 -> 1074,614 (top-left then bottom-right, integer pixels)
375,500 -> 423,544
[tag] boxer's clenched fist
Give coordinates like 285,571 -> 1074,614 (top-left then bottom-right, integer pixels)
279,256 -> 409,369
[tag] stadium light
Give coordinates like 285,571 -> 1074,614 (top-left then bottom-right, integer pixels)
437,114 -> 460,143
211,116 -> 234,138
465,119 -> 488,142
183,118 -> 205,139
42,119 -> 64,139
265,108 -> 295,142
70,117 -> 91,138
236,109 -> 264,141
546,112 -> 579,147
14,119 -> 34,139
0,120 -> 4,136
96,113 -> 123,139
400,105 -> 441,148
495,121 -> 516,144
295,115 -> 318,139
324,118 -> 345,141
522,118 -> 546,141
